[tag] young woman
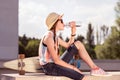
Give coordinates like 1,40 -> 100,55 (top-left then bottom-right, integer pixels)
39,12 -> 108,80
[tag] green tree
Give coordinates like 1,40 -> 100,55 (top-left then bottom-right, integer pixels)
115,0 -> 120,28
75,35 -> 84,42
25,40 -> 40,57
101,25 -> 109,41
86,23 -> 96,59
19,41 -> 25,54
86,23 -> 95,47
95,1 -> 120,59
19,34 -> 29,46
95,27 -> 120,59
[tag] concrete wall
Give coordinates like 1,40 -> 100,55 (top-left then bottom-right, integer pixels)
0,0 -> 18,60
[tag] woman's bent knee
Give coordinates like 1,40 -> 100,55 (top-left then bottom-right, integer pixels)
74,41 -> 84,49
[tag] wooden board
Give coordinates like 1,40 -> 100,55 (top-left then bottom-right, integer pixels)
3,56 -> 43,73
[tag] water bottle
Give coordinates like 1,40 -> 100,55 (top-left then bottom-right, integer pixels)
64,21 -> 81,28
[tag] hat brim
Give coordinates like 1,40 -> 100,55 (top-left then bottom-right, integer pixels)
48,14 -> 64,30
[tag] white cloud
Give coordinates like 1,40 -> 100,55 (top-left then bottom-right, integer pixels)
19,0 -> 117,39
19,0 -> 48,38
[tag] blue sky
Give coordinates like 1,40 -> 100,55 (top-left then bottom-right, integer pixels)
19,0 -> 118,39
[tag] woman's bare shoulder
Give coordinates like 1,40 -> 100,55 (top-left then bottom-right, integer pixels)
44,31 -> 54,41
45,31 -> 53,37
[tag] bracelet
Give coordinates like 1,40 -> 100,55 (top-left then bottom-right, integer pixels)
71,34 -> 76,37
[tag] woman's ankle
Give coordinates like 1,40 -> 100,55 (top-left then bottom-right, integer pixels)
91,65 -> 99,70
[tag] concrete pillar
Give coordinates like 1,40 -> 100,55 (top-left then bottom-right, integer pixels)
0,0 -> 18,60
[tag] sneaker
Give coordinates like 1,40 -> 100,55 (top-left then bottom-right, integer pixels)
90,68 -> 112,76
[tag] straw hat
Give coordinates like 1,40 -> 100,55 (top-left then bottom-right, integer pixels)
46,12 -> 63,30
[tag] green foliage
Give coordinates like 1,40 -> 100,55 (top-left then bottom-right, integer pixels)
95,0 -> 120,59
87,23 -> 94,47
85,44 -> 97,59
95,27 -> 120,59
19,34 -> 29,46
19,35 -> 40,57
25,40 -> 40,57
86,23 -> 97,59
75,35 -> 84,42
19,41 -> 25,54
115,0 -> 120,27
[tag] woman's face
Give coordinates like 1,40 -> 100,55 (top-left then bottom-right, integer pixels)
56,18 -> 64,30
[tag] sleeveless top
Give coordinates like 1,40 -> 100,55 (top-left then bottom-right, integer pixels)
39,31 -> 59,65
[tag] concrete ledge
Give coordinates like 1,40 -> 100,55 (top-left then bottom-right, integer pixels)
1,72 -> 120,80
1,73 -> 71,80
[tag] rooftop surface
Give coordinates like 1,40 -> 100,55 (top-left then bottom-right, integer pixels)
1,72 -> 120,80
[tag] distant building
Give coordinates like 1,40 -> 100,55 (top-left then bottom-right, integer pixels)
0,0 -> 18,60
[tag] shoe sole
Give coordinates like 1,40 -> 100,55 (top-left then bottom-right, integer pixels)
91,74 -> 112,77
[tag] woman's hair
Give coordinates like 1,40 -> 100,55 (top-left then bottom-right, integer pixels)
50,20 -> 60,55
50,20 -> 58,43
